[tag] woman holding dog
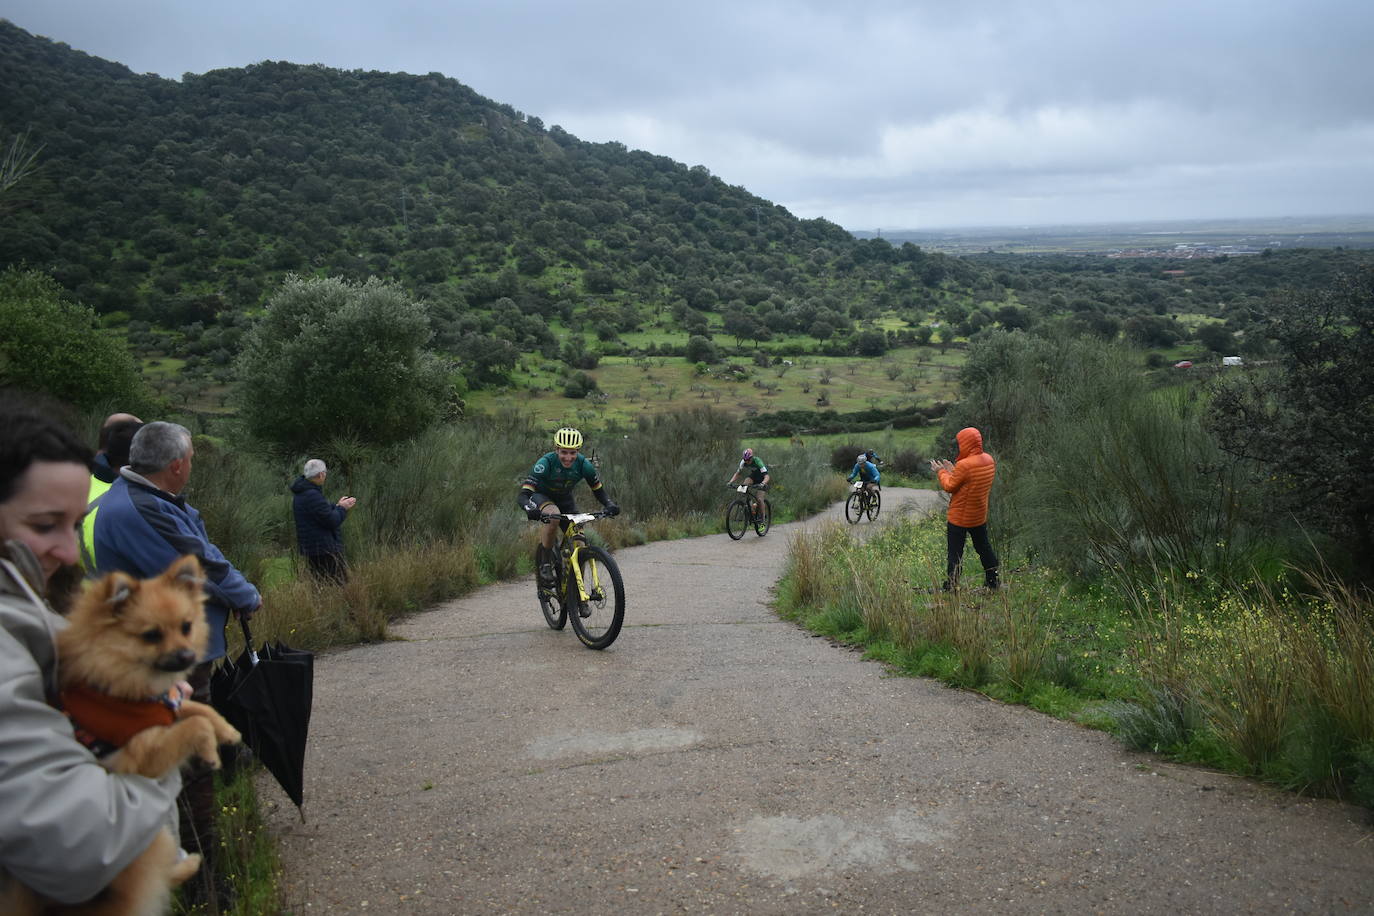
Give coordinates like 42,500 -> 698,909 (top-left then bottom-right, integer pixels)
0,393 -> 180,909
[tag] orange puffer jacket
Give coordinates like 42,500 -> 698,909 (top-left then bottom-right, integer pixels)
937,427 -> 996,527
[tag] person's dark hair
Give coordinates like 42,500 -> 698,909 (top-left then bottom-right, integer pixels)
0,392 -> 94,504
103,420 -> 143,472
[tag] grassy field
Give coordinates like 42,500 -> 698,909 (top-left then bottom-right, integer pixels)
467,345 -> 965,428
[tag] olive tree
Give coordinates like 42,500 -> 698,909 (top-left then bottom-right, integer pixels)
1208,268 -> 1374,582
236,276 -> 451,451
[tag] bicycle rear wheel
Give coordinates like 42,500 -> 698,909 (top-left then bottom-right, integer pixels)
568,545 -> 625,649
753,499 -> 771,536
725,499 -> 750,540
845,492 -> 863,524
538,575 -> 567,630
867,490 -> 881,521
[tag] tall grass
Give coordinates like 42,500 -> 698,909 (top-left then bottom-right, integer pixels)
1124,571 -> 1374,801
779,518 -> 1061,695
777,514 -> 1374,807
184,439 -> 289,586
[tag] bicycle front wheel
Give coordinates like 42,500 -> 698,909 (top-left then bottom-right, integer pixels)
867,490 -> 881,521
754,499 -> 772,536
845,492 -> 863,524
725,499 -> 750,540
568,545 -> 625,650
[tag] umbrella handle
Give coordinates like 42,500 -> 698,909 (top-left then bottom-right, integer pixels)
237,615 -> 260,666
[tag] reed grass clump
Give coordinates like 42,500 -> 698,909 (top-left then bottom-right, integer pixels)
777,518 -> 1043,693
1121,568 -> 1374,803
776,513 -> 1374,807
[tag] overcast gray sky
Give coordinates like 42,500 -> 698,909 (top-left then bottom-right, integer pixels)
5,0 -> 1372,230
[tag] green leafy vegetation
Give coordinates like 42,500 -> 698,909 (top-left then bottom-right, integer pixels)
779,272 -> 1374,806
777,516 -> 1374,807
5,17 -> 1374,903
0,267 -> 150,410
234,275 -> 456,451
1207,266 -> 1374,582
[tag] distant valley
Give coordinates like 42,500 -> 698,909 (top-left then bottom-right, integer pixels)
854,215 -> 1374,255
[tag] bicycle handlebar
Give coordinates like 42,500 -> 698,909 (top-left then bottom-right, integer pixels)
539,509 -> 615,525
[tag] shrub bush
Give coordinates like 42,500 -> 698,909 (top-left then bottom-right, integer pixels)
235,276 -> 450,452
830,444 -> 865,472
888,448 -> 928,478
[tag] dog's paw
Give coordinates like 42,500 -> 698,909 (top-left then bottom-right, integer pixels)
169,852 -> 203,886
218,724 -> 242,746
192,726 -> 223,769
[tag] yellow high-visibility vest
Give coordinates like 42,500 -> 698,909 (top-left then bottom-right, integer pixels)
80,475 -> 112,571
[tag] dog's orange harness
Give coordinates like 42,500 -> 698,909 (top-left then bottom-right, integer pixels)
59,684 -> 180,758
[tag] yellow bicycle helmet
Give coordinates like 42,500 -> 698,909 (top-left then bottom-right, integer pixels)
553,427 -> 583,450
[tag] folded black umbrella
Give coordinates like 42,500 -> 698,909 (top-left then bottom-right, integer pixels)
211,618 -> 313,819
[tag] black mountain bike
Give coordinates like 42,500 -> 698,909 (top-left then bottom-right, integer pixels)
536,511 -> 625,649
845,482 -> 881,524
725,483 -> 771,540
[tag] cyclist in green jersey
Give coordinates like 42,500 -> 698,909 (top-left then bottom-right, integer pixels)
519,427 -> 619,587
726,448 -> 771,518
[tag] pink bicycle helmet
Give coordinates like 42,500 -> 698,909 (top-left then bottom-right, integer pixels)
742,448 -> 753,460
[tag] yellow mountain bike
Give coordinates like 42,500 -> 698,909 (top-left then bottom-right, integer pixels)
536,510 -> 625,649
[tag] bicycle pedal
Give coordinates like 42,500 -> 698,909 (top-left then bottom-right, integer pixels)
578,604 -> 593,618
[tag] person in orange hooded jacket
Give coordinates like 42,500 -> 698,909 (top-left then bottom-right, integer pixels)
930,427 -> 999,590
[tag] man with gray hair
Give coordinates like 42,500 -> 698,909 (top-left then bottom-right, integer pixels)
93,422 -> 261,655
290,458 -> 356,583
91,421 -> 261,902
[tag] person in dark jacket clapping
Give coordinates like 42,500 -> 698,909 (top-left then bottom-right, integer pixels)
291,459 -> 356,583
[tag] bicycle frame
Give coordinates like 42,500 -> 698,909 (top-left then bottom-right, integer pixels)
734,483 -> 766,515
554,513 -> 604,603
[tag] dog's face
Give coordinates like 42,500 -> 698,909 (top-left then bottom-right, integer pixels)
60,555 -> 210,698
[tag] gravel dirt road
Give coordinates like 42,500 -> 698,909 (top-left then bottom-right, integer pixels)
266,488 -> 1374,914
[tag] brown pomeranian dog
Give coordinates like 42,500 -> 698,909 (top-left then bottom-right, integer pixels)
8,554 -> 242,916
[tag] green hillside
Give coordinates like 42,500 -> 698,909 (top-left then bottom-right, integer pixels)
0,21 -> 971,349
4,18 -> 1372,428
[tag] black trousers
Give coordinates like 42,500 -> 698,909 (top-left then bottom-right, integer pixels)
305,552 -> 348,584
179,662 -> 219,898
945,522 -> 999,588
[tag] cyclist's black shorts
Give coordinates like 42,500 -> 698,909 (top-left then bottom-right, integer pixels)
533,491 -> 579,515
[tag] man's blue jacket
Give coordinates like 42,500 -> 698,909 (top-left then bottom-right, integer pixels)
848,460 -> 881,484
92,471 -> 260,662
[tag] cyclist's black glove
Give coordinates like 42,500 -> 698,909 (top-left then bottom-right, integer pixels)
604,501 -> 621,517
520,494 -> 543,520
526,508 -> 543,521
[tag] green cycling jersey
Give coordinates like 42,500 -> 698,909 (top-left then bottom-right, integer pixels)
522,451 -> 603,498
736,455 -> 770,484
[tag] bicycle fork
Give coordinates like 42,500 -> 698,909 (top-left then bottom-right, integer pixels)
564,540 -> 604,606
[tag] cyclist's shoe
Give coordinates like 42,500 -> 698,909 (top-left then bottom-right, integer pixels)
538,562 -> 557,588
